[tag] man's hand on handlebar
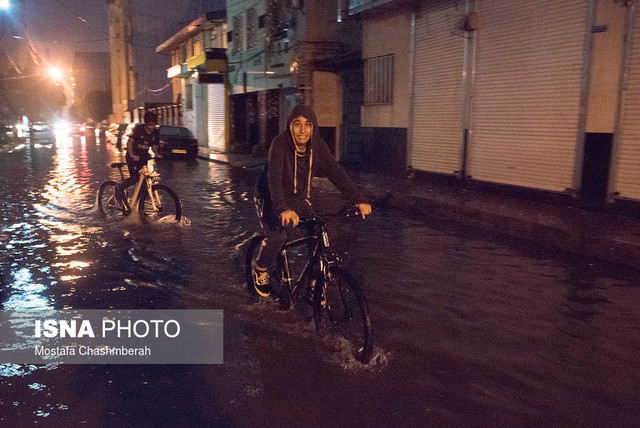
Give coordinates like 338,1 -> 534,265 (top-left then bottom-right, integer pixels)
280,210 -> 299,227
356,203 -> 372,219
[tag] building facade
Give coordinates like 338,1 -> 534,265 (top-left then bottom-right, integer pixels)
227,0 -> 360,157
157,11 -> 228,152
345,0 -> 640,205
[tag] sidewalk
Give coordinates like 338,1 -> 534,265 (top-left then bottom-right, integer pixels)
198,147 -> 640,270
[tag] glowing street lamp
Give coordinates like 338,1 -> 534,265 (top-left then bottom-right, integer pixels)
48,67 -> 63,81
0,0 -> 10,10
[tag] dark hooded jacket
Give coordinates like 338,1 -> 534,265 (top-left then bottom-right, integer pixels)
256,104 -> 365,217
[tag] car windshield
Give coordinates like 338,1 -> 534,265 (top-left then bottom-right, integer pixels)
160,127 -> 194,138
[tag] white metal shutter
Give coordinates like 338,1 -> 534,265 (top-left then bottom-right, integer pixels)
615,7 -> 640,200
469,0 -> 587,191
411,0 -> 466,174
208,84 -> 226,152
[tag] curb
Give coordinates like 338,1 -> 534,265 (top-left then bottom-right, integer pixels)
367,185 -> 640,270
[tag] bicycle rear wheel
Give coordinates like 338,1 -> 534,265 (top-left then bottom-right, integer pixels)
314,267 -> 373,363
97,180 -> 125,218
138,184 -> 182,223
245,235 -> 265,295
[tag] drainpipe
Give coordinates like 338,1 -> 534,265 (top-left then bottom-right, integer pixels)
570,0 -> 597,195
607,1 -> 635,202
405,8 -> 416,175
459,0 -> 474,180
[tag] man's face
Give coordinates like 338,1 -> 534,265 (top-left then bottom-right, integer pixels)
145,122 -> 157,134
291,116 -> 312,147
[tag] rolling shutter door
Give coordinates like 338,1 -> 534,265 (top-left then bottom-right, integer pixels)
207,84 -> 226,152
469,0 -> 587,191
410,0 -> 465,174
615,7 -> 640,200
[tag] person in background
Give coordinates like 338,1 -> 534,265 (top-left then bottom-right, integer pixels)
115,111 -> 160,203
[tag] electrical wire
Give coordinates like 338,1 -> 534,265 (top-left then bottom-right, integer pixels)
51,0 -> 110,36
135,83 -> 171,97
1,46 -> 23,75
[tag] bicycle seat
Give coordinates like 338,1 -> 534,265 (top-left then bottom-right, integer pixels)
110,162 -> 126,168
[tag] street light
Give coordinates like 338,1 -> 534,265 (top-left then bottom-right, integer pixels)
48,67 -> 62,81
0,0 -> 10,10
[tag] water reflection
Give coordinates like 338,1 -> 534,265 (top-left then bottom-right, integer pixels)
2,136 -> 640,425
3,268 -> 52,310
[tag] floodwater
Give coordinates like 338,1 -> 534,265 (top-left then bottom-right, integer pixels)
1,136 -> 640,426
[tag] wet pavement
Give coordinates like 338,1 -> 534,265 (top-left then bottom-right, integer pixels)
1,135 -> 640,426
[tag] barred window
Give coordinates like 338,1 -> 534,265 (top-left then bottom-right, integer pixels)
246,7 -> 258,49
363,54 -> 394,105
232,14 -> 244,54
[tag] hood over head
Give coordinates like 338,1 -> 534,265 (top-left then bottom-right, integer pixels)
285,104 -> 319,198
286,104 -> 319,154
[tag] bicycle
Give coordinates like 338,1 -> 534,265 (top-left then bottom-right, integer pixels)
245,210 -> 374,363
97,158 -> 182,223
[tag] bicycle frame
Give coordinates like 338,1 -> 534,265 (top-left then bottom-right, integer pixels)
117,162 -> 160,212
278,223 -> 332,297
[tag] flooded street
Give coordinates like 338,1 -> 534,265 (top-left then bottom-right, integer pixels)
2,136 -> 640,426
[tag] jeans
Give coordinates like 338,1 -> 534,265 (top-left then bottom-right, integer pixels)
254,197 -> 314,271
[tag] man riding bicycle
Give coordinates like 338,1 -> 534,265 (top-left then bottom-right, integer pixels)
252,104 -> 371,297
115,111 -> 161,204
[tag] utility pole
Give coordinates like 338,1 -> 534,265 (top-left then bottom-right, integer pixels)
106,0 -> 136,123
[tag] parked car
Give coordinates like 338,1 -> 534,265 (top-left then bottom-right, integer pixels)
3,125 -> 15,138
106,123 -> 128,150
30,122 -> 55,143
71,122 -> 95,137
157,126 -> 198,158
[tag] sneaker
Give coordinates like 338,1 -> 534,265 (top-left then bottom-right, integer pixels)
252,267 -> 270,297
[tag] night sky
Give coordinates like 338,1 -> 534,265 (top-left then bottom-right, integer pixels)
3,0 -> 225,103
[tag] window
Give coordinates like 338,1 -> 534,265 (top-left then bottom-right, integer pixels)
160,126 -> 194,138
208,29 -> 218,49
193,36 -> 203,56
363,54 -> 394,105
232,14 -> 244,54
246,7 -> 258,49
185,83 -> 193,110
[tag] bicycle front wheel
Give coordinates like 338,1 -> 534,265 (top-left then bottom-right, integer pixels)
97,180 -> 124,218
314,267 -> 373,363
138,184 -> 182,223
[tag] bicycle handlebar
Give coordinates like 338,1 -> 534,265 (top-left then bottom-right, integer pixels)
297,206 -> 366,227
